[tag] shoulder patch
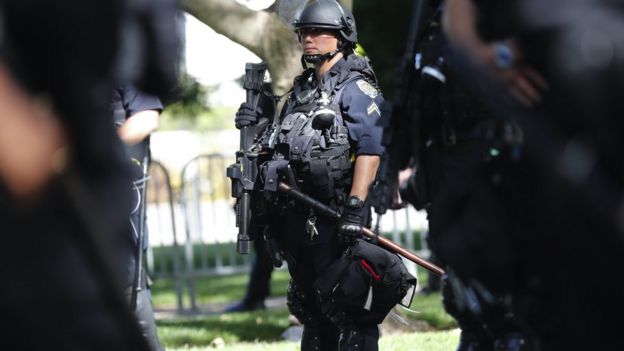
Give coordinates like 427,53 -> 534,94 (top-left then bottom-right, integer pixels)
356,80 -> 378,99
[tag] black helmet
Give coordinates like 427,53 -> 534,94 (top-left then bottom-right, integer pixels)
294,0 -> 357,45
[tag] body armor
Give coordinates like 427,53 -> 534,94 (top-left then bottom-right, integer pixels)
265,55 -> 379,203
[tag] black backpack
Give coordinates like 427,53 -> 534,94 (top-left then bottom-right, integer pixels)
314,239 -> 417,325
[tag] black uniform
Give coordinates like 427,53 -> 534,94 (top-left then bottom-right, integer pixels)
0,0 -> 156,350
403,1 -> 624,350
463,1 -> 624,350
111,84 -> 164,351
268,54 -> 384,351
395,5 -> 535,350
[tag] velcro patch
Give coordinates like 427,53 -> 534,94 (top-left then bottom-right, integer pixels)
356,80 -> 378,99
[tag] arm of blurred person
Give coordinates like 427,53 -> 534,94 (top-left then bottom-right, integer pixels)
442,0 -> 548,107
0,65 -> 67,200
117,109 -> 160,146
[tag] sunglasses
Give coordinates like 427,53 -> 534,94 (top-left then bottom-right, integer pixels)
297,27 -> 337,39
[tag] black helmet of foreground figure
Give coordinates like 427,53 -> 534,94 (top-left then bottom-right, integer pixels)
294,0 -> 358,64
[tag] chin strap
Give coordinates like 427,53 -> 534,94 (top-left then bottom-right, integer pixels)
302,48 -> 341,66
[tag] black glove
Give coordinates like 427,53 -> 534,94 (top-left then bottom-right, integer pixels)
235,102 -> 263,129
337,196 -> 364,244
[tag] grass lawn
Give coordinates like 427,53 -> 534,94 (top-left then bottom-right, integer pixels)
152,267 -> 458,350
157,309 -> 291,346
162,329 -> 460,351
151,269 -> 292,307
156,307 -> 459,350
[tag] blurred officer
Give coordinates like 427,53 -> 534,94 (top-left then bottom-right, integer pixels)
442,0 -> 624,350
235,1 -> 387,349
390,2 -> 536,350
111,83 -> 164,351
0,0 -> 154,350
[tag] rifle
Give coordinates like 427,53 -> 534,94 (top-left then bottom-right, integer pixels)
227,62 -> 268,255
370,0 -> 432,224
278,182 -> 444,276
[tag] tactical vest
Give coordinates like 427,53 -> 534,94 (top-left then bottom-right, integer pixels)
269,57 -> 378,203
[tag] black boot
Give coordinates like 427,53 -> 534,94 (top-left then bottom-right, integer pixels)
223,299 -> 265,313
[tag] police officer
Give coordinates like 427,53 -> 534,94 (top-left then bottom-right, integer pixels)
235,1 -> 385,349
441,1 -> 624,350
0,0 -> 162,349
391,1 -> 537,350
111,83 -> 164,351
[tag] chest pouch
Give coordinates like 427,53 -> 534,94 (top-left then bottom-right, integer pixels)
313,239 -> 417,325
276,104 -> 352,201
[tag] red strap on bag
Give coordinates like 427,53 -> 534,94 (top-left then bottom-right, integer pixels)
360,259 -> 381,281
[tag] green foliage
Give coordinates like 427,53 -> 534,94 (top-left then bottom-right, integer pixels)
163,72 -> 213,119
354,0 -> 414,100
158,72 -> 239,131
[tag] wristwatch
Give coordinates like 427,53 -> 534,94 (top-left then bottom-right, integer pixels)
346,195 -> 365,209
494,42 -> 514,70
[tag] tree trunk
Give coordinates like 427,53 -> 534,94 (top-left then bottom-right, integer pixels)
181,0 -> 303,95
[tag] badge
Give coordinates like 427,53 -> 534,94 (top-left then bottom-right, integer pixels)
356,80 -> 378,99
367,101 -> 381,116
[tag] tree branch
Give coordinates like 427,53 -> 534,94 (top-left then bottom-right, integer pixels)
181,0 -> 303,95
181,0 -> 271,57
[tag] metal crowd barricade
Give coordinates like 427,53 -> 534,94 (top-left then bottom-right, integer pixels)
146,160 -> 184,312
178,153 -> 250,310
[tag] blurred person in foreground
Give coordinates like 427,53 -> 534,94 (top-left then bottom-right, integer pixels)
0,0 -> 179,349
441,0 -> 624,349
0,0 -> 148,349
112,83 -> 164,351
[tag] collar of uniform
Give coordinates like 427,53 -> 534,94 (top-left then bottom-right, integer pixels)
319,56 -> 349,92
324,56 -> 349,80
